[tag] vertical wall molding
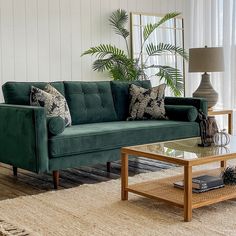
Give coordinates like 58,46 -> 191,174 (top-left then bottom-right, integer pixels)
0,0 -> 184,101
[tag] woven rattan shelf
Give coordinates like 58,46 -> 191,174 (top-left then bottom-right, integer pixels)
127,168 -> 236,209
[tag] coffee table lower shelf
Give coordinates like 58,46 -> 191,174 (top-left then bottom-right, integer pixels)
126,168 -> 236,209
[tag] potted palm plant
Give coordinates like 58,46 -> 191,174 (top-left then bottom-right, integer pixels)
82,9 -> 188,96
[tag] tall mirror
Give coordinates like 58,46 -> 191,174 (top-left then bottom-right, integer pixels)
131,12 -> 185,96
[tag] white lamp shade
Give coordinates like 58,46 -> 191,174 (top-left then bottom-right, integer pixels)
189,47 -> 224,72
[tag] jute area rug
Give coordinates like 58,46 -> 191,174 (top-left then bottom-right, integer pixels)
0,165 -> 236,236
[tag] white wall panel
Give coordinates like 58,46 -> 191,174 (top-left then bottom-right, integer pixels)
37,0 -> 50,82
0,0 -> 185,101
48,0 -> 61,81
90,0 -> 102,81
0,0 -> 15,85
13,0 -> 27,82
60,0 -> 72,81
71,0 -> 81,81
80,0 -> 92,81
25,0 -> 38,82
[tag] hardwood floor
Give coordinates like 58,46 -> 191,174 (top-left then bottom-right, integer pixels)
0,157 -> 175,200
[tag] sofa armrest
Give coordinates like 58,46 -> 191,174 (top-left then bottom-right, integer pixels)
164,97 -> 208,115
0,104 -> 48,173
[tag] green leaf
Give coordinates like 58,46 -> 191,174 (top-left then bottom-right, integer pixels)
109,64 -> 137,81
92,58 -> 114,72
154,65 -> 184,96
91,55 -> 132,72
143,12 -> 180,42
109,9 -> 129,39
146,42 -> 188,60
81,43 -> 138,80
81,44 -> 127,60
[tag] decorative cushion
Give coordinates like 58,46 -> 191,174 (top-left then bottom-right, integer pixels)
30,85 -> 71,126
165,105 -> 198,122
47,116 -> 65,136
111,80 -> 151,120
44,84 -> 71,126
127,84 -> 167,120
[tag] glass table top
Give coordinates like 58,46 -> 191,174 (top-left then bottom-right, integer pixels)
126,136 -> 236,161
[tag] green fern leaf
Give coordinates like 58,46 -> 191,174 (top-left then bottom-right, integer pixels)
146,42 -> 188,59
154,65 -> 184,96
109,9 -> 129,39
143,12 -> 180,42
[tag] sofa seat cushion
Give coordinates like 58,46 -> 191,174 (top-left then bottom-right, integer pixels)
48,120 -> 200,158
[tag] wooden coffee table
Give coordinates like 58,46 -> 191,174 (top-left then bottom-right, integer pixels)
121,137 -> 236,222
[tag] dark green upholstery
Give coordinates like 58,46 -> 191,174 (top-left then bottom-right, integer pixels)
165,97 -> 208,115
64,81 -> 118,125
2,81 -> 65,105
0,104 -> 48,173
111,80 -> 151,120
48,120 -> 199,159
1,80 -> 207,177
49,149 -> 121,171
165,105 -> 198,122
47,116 -> 65,136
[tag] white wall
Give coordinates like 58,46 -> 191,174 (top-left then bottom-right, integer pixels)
0,0 -> 185,101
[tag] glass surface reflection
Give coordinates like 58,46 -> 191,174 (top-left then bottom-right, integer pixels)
133,137 -> 233,160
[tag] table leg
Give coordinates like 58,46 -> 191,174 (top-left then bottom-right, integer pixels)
121,152 -> 128,200
221,160 -> 226,168
228,112 -> 233,135
184,165 -> 192,222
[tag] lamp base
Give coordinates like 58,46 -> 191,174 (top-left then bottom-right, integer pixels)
193,73 -> 218,109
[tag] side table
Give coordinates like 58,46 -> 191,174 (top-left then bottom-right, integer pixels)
208,109 -> 233,134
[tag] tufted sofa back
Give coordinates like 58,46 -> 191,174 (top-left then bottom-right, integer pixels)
64,81 -> 118,124
2,80 -> 152,124
2,81 -> 65,105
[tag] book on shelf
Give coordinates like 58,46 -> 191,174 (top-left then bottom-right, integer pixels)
174,175 -> 225,193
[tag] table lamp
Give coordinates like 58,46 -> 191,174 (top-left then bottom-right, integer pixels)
189,46 -> 224,109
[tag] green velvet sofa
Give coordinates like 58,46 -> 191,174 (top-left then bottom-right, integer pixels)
0,80 -> 207,189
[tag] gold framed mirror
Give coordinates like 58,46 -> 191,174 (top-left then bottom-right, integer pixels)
130,12 -> 185,96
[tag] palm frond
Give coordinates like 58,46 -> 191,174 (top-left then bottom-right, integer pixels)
92,54 -> 133,72
146,43 -> 188,60
109,9 -> 129,39
81,44 -> 127,59
109,64 -> 137,81
81,43 -> 137,79
143,12 -> 180,42
153,65 -> 183,96
92,58 -> 114,72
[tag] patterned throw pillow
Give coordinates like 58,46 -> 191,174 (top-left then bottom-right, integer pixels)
127,83 -> 167,120
30,84 -> 72,126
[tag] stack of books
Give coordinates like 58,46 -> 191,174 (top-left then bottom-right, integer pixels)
174,175 -> 224,193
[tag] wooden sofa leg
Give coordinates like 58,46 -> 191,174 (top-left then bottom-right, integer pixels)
53,171 -> 59,190
107,162 -> 111,172
13,166 -> 17,176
